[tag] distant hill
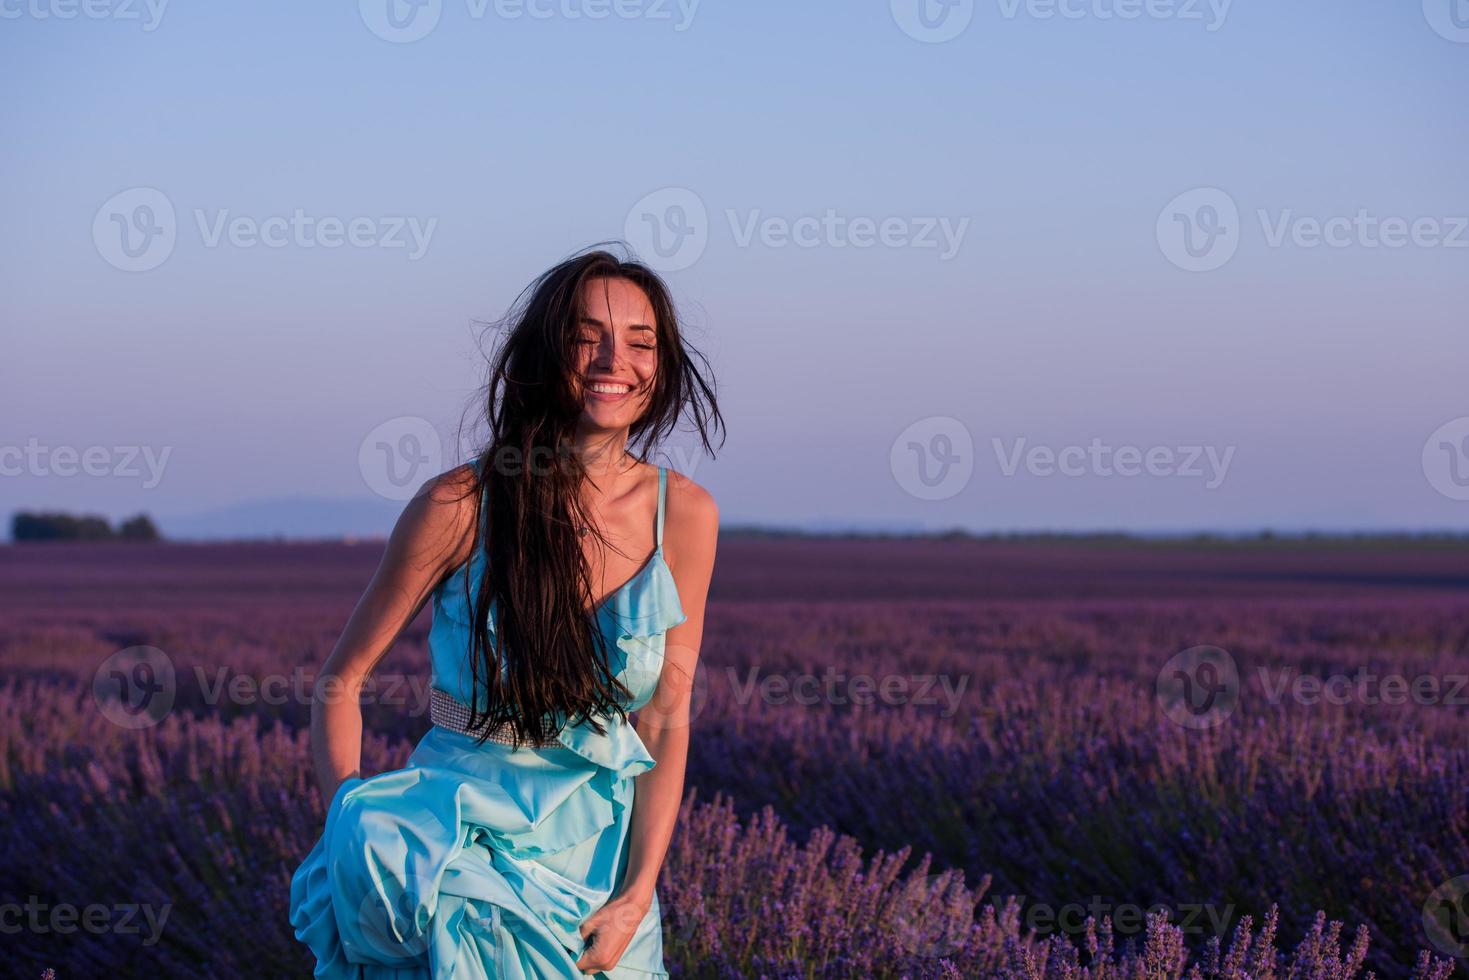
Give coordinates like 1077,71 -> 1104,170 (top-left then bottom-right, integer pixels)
157,496 -> 405,541
9,494 -> 1462,545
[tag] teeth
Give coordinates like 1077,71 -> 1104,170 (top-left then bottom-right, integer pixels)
590,383 -> 631,394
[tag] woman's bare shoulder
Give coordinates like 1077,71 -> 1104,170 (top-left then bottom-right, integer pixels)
388,462 -> 482,571
662,466 -> 719,547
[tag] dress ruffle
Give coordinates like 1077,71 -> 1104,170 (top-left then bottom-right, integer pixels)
429,546 -> 686,723
288,723 -> 670,979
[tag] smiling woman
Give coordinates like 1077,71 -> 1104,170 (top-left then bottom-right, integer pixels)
287,243 -> 725,978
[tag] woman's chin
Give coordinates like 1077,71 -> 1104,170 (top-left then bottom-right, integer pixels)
577,409 -> 631,433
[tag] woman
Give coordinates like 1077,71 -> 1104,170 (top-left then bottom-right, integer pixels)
289,245 -> 724,978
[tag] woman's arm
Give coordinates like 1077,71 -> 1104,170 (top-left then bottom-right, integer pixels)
577,472 -> 719,972
618,473 -> 717,899
309,465 -> 479,803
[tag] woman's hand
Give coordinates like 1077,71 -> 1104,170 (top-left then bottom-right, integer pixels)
575,891 -> 651,975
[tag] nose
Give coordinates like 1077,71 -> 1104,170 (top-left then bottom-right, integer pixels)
590,334 -> 622,367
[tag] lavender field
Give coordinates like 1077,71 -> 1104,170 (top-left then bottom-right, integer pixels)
3,537 -> 1468,978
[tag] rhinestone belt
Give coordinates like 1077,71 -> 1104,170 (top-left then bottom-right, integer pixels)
429,687 -> 558,748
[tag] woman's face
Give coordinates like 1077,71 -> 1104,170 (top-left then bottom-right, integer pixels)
573,276 -> 658,434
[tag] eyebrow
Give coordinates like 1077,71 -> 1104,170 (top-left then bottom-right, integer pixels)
579,316 -> 655,334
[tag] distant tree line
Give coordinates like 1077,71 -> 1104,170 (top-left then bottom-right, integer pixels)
11,511 -> 162,542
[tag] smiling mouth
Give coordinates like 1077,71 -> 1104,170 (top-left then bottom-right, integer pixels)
585,381 -> 635,403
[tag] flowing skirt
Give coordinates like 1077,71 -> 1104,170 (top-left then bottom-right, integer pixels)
288,724 -> 669,979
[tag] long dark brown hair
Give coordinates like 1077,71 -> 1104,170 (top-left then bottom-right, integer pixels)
452,242 -> 723,747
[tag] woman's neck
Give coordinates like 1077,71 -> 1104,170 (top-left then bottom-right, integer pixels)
572,435 -> 635,480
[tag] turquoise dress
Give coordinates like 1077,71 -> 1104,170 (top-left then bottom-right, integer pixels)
289,465 -> 685,979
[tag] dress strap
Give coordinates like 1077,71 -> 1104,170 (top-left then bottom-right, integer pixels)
655,465 -> 667,551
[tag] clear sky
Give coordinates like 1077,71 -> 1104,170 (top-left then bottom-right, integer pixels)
4,0 -> 1468,535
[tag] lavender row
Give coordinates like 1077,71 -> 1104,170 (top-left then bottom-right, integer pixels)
2,680 -> 1456,978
